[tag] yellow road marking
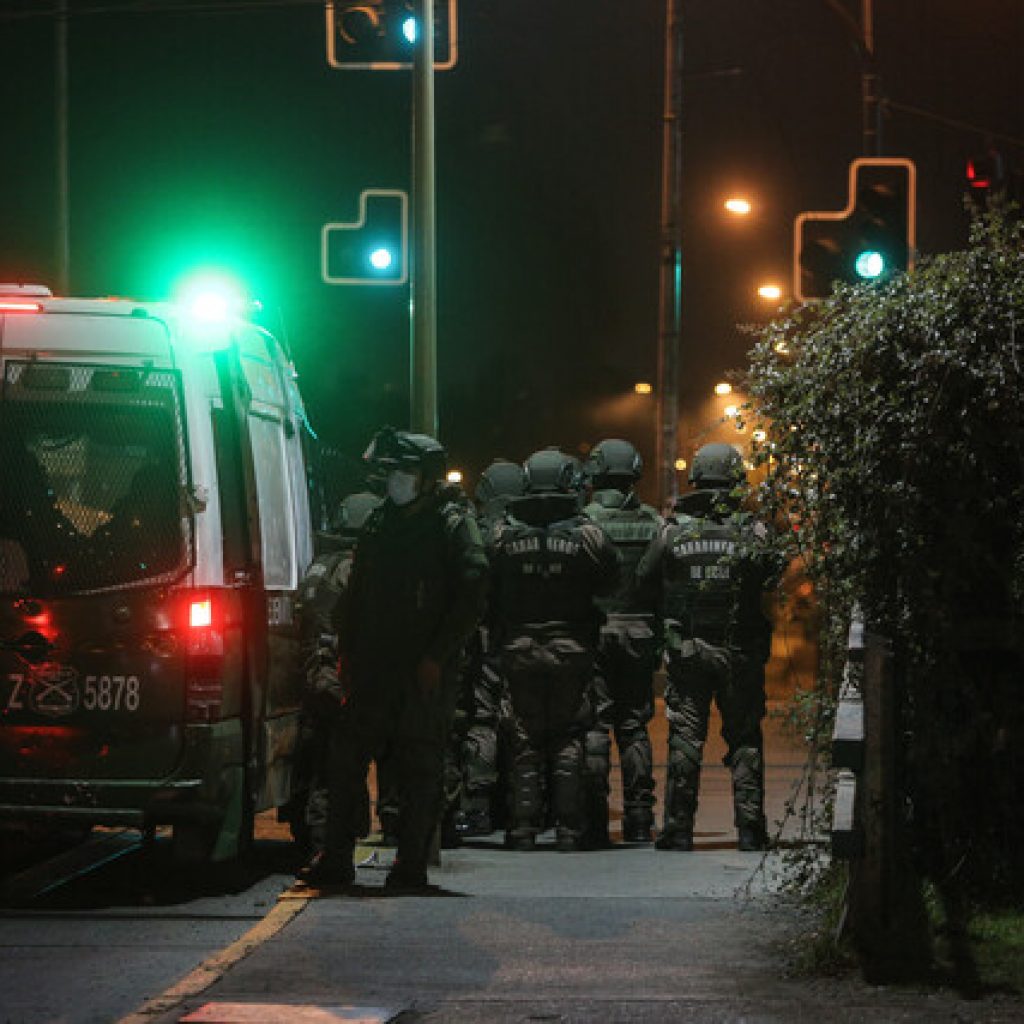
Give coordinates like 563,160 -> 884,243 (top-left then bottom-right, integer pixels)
116,891 -> 310,1023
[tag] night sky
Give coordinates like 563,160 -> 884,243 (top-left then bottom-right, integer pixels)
2,0 -> 1022,501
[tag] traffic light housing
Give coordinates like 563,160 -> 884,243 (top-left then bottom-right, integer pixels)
793,158 -> 916,302
326,0 -> 458,70
966,147 -> 1006,202
321,189 -> 409,286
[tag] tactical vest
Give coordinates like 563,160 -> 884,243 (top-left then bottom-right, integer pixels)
585,494 -> 660,616
495,518 -> 601,632
661,512 -> 767,646
346,499 -> 465,663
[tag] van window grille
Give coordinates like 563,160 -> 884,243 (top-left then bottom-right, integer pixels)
0,362 -> 191,596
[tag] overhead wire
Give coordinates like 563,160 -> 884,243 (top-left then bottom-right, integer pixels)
0,0 -> 325,22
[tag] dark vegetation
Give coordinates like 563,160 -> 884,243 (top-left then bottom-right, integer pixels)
746,208 -> 1024,993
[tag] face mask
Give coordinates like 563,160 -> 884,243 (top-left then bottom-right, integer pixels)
386,470 -> 420,507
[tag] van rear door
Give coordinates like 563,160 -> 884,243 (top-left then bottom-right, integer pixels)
0,361 -> 193,782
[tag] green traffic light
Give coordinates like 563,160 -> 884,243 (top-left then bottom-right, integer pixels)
369,247 -> 395,272
855,250 -> 886,280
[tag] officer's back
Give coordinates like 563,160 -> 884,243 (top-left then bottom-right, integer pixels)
490,451 -> 620,637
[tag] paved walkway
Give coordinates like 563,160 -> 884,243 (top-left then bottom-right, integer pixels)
130,705 -> 1021,1023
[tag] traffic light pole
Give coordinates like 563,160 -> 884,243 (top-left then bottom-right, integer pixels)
656,0 -> 683,507
55,0 -> 70,294
823,0 -> 880,156
410,0 -> 438,437
860,0 -> 880,156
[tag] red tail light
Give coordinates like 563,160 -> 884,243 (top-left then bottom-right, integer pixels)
183,592 -> 225,723
0,300 -> 43,313
189,598 -> 213,629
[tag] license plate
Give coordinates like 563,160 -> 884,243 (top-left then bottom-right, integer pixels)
3,666 -> 143,717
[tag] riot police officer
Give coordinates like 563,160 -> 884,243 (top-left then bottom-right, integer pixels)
582,439 -> 662,844
298,428 -> 488,889
488,449 -> 621,851
636,443 -> 781,852
286,492 -> 381,858
452,459 -> 527,838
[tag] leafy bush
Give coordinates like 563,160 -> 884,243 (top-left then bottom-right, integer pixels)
745,209 -> 1024,906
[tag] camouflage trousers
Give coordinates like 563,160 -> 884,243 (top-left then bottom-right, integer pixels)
662,639 -> 766,837
323,674 -> 457,875
584,621 -> 657,836
505,658 -> 592,845
456,653 -> 511,819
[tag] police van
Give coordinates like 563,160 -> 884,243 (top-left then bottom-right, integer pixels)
0,285 -> 314,861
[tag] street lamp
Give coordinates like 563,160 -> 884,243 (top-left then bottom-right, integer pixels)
757,283 -> 783,301
714,381 -> 732,396
635,381 -> 654,395
724,197 -> 752,216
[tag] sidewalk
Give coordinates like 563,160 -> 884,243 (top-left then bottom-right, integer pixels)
132,705 -> 1021,1024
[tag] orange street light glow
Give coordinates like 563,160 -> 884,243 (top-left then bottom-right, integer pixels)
758,283 -> 783,301
714,382 -> 732,396
724,198 -> 752,216
634,382 -> 653,395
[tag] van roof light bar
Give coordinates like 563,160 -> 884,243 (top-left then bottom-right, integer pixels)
0,284 -> 53,297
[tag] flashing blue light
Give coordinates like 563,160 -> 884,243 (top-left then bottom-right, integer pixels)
854,250 -> 885,280
402,16 -> 417,43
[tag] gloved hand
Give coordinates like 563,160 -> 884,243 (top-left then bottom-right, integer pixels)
308,662 -> 346,719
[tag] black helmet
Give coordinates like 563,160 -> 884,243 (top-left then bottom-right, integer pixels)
586,438 -> 643,485
689,443 -> 746,488
475,459 -> 527,508
330,491 -> 382,537
522,448 -> 581,494
363,426 -> 447,483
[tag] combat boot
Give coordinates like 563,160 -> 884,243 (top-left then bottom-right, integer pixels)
654,827 -> 694,852
509,830 -> 536,852
555,829 -> 581,852
737,823 -> 768,852
454,806 -> 492,837
622,814 -> 654,844
379,809 -> 399,848
440,812 -> 462,850
296,850 -> 355,887
384,864 -> 430,892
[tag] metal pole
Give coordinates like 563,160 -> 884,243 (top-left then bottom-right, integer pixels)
55,0 -> 70,293
656,0 -> 683,506
410,0 -> 438,437
860,0 -> 880,155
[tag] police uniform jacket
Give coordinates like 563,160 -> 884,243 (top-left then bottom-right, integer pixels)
488,493 -> 621,654
636,490 -> 780,659
335,484 -> 488,691
583,488 -> 662,619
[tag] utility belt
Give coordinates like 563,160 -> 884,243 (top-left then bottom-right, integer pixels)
495,613 -> 602,648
